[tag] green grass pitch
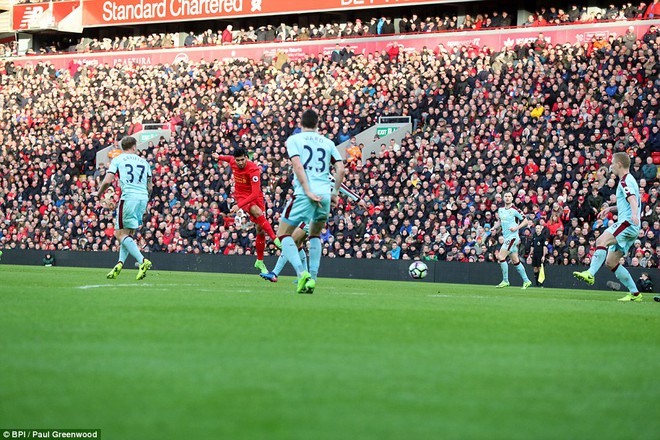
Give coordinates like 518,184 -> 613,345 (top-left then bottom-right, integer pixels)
1,265 -> 659,440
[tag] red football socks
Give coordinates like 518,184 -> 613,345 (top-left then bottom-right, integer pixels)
256,233 -> 265,260
254,215 -> 276,240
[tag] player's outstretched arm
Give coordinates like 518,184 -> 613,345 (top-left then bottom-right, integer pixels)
517,217 -> 530,232
628,195 -> 640,225
330,173 -> 364,205
95,171 -> 116,199
331,161 -> 345,207
332,160 -> 346,196
216,155 -> 234,164
491,220 -> 501,235
598,204 -> 617,219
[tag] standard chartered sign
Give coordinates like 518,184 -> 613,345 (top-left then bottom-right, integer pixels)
101,0 -> 245,22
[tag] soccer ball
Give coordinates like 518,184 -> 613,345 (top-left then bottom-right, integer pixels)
408,261 -> 428,279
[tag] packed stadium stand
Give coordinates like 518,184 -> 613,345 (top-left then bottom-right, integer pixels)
4,1 -> 659,54
1,0 -> 660,269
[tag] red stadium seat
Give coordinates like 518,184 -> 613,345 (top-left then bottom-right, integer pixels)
652,152 -> 660,165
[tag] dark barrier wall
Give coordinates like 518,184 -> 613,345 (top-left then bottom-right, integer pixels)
2,249 -> 657,292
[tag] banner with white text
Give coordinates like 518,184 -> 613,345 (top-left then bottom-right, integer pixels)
81,0 -> 449,27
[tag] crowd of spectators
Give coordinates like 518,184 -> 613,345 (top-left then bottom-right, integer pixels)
525,1 -> 660,25
0,42 -> 18,58
8,1 -> 660,56
0,21 -> 659,269
76,1 -> 660,53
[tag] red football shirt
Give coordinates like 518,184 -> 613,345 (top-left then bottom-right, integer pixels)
217,155 -> 263,209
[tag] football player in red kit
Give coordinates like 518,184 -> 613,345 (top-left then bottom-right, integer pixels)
217,147 -> 281,273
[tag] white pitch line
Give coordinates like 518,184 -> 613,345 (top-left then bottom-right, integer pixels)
77,283 -> 154,289
428,294 -> 609,302
76,283 -> 200,290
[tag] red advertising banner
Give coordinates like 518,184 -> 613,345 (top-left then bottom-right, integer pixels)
12,1 -> 80,31
82,0 -> 447,27
9,20 -> 659,70
53,1 -> 80,23
13,3 -> 49,31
